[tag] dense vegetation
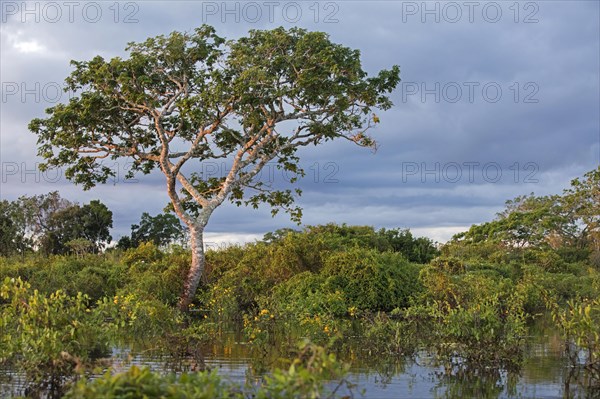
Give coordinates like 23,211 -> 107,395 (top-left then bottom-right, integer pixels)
0,167 -> 598,398
0,192 -> 113,256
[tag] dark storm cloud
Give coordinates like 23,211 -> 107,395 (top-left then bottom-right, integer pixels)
1,1 -> 598,243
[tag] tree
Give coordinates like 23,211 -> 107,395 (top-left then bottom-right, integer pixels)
40,200 -> 113,255
118,212 -> 186,249
262,227 -> 300,244
453,194 -> 568,249
116,235 -> 134,251
0,192 -> 74,255
0,200 -> 21,256
66,238 -> 94,258
79,200 -> 113,251
41,204 -> 85,255
379,228 -> 439,263
15,191 -> 73,249
29,25 -> 401,310
562,166 -> 600,252
449,167 -> 600,265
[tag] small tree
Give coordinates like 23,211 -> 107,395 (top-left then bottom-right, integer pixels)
29,25 -> 400,310
118,212 -> 186,249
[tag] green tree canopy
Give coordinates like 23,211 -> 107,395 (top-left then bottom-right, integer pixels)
262,224 -> 438,263
118,212 -> 186,249
39,199 -> 113,255
562,167 -> 600,251
450,166 -> 600,265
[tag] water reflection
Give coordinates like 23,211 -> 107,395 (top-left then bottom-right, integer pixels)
1,318 -> 597,398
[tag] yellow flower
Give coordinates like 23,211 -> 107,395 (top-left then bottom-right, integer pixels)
260,309 -> 269,315
324,326 -> 330,333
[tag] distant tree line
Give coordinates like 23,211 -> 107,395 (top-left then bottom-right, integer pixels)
452,167 -> 600,266
0,192 -> 188,256
0,191 -> 112,256
1,191 -> 435,261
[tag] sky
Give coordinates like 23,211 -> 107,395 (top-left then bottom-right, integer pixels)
1,0 -> 599,245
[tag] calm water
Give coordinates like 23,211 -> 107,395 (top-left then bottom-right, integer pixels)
105,320 -> 585,398
2,318 -> 597,398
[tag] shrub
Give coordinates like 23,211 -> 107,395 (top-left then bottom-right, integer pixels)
97,292 -> 182,339
270,272 -> 347,318
420,292 -> 527,375
122,242 -> 163,266
198,283 -> 240,321
0,277 -> 111,397
321,248 -> 421,311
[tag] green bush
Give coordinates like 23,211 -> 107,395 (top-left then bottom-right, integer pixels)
204,244 -> 247,283
419,261 -> 515,310
124,253 -> 189,306
539,272 -> 596,303
199,225 -> 432,316
70,266 -> 113,302
0,277 -> 111,397
97,292 -> 182,339
362,310 -> 419,356
321,248 -> 421,311
411,266 -> 529,375
198,283 -> 240,321
122,241 -> 163,266
418,292 -> 527,375
270,272 -> 347,318
0,255 -> 125,301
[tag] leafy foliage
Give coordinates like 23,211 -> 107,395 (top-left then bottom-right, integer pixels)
549,271 -> 600,389
41,199 -> 113,255
0,278 -> 111,397
0,193 -> 112,255
117,212 -> 186,249
199,225 -> 427,317
450,166 -> 600,267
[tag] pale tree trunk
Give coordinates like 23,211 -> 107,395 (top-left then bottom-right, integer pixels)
179,225 -> 205,311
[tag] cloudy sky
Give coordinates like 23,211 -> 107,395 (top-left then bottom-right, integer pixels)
1,1 -> 599,245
